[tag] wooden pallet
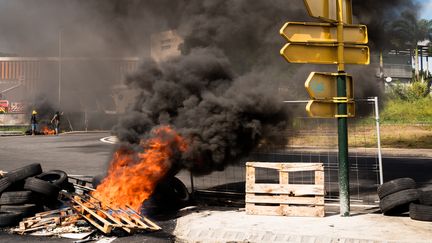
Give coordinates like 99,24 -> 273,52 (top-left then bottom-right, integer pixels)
245,162 -> 325,217
14,207 -> 79,234
67,193 -> 161,234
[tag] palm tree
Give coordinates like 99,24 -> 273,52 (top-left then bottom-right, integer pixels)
389,11 -> 432,80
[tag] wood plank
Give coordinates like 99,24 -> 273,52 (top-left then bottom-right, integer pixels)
315,170 -> 325,185
279,171 -> 289,184
247,162 -> 323,171
245,166 -> 255,192
247,184 -> 324,196
246,204 -> 325,217
245,194 -> 324,205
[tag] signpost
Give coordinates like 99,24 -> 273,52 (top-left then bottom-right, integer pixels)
303,0 -> 353,24
306,100 -> 355,118
280,0 -> 369,216
280,22 -> 368,44
305,72 -> 353,99
281,43 -> 369,64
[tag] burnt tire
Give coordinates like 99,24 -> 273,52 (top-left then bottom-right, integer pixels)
0,191 -> 33,205
409,203 -> 432,222
0,177 -> 12,193
172,177 -> 190,203
5,163 -> 42,183
24,177 -> 60,197
380,189 -> 420,215
0,211 -> 22,227
419,190 -> 432,206
36,170 -> 68,187
63,181 -> 75,193
377,178 -> 416,199
0,204 -> 37,217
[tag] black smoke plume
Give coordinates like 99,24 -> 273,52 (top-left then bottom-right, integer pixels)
114,0 -> 420,175
115,48 -> 289,175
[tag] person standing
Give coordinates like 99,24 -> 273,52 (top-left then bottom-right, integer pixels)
30,110 -> 37,135
51,111 -> 61,135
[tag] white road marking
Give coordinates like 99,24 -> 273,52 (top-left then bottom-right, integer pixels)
100,136 -> 118,144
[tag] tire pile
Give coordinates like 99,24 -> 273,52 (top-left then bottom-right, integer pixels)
378,177 -> 432,222
0,163 -> 74,227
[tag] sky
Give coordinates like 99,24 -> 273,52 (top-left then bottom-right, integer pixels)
418,0 -> 432,19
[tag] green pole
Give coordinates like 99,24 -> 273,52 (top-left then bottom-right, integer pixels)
336,0 -> 350,217
337,73 -> 350,216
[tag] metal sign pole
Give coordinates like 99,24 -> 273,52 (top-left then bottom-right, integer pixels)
336,0 -> 350,216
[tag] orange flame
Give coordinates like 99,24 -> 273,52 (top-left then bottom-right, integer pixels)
41,126 -> 55,135
92,126 -> 187,212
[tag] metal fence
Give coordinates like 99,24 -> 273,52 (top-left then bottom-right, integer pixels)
177,98 -> 382,205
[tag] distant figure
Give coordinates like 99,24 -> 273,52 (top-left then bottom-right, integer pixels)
51,111 -> 61,135
30,110 -> 38,135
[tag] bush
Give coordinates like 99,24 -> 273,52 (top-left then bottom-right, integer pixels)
387,80 -> 429,101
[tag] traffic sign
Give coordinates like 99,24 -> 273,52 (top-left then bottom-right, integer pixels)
306,100 -> 355,118
280,43 -> 369,65
303,0 -> 352,24
305,72 -> 353,99
280,22 -> 368,44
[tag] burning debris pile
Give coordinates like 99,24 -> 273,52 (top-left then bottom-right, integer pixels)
93,126 -> 187,211
0,163 -> 161,239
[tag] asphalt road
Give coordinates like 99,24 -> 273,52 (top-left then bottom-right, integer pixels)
0,132 -> 114,176
0,132 -> 431,242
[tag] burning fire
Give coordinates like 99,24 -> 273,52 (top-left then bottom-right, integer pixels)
41,126 -> 56,135
92,126 -> 187,211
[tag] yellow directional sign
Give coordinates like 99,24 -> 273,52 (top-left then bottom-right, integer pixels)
305,72 -> 353,99
280,22 -> 368,44
303,0 -> 352,24
280,43 -> 369,65
306,100 -> 355,118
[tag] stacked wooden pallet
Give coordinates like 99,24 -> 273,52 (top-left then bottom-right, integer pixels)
245,162 -> 325,217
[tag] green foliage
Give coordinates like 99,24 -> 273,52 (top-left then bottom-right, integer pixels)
381,97 -> 432,124
387,80 -> 429,101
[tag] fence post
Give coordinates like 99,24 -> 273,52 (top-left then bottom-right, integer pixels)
374,96 -> 384,185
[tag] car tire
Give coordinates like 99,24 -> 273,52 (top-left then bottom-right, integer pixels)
36,170 -> 68,187
0,177 -> 12,194
377,178 -> 416,199
409,203 -> 432,222
172,177 -> 190,204
0,204 -> 37,217
5,163 -> 42,183
24,177 -> 60,197
0,211 -> 23,227
0,191 -> 33,205
380,189 -> 420,215
419,190 -> 432,206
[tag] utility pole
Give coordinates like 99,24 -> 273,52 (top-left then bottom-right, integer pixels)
58,29 -> 62,107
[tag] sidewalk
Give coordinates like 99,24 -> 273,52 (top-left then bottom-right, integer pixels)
173,205 -> 432,243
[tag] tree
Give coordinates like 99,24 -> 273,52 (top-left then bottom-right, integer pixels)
389,11 -> 432,80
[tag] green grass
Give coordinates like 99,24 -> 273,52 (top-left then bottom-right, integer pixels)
0,125 -> 28,132
381,97 -> 432,124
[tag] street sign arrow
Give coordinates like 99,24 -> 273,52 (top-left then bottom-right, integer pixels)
306,100 -> 355,118
303,0 -> 352,24
280,22 -> 368,44
280,43 -> 369,65
305,72 -> 353,99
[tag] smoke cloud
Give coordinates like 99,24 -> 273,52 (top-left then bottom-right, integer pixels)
0,0 -> 420,173
114,0 -> 419,174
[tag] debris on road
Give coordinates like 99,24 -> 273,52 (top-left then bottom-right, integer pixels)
0,163 -> 161,239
